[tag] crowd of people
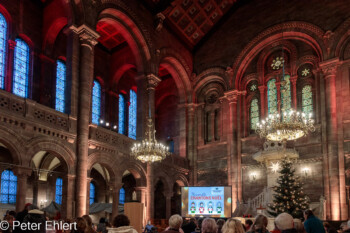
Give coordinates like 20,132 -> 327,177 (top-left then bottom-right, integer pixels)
0,206 -> 349,233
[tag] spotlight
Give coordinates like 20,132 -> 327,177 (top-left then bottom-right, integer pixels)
106,122 -> 110,127
113,125 -> 117,130
100,119 -> 104,124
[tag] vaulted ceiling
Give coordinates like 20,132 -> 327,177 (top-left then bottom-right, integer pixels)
142,0 -> 238,48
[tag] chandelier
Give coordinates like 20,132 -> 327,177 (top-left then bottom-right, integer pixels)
256,110 -> 315,142
131,108 -> 170,163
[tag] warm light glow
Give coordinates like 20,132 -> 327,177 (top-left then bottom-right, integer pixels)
269,161 -> 280,173
256,109 -> 315,141
131,117 -> 170,163
250,172 -> 258,181
301,167 -> 310,176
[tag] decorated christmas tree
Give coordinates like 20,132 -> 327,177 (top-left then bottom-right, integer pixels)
268,158 -> 309,218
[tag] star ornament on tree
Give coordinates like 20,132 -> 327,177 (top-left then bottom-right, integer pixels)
301,68 -> 310,77
269,161 -> 280,173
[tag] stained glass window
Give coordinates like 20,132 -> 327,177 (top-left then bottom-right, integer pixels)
55,177 -> 63,204
55,60 -> 66,113
250,98 -> 259,130
267,79 -> 278,114
118,94 -> 126,135
90,182 -> 95,205
281,75 -> 291,112
0,170 -> 17,204
92,80 -> 101,125
0,13 -> 7,90
119,187 -> 125,204
128,90 -> 137,139
302,85 -> 313,115
13,39 -> 30,97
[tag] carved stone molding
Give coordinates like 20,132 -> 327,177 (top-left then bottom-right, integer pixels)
319,58 -> 340,78
70,25 -> 99,49
224,90 -> 238,103
146,74 -> 161,90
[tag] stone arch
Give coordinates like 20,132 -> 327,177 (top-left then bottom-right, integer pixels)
231,21 -> 326,89
333,17 -> 350,59
154,170 -> 172,194
87,151 -> 118,182
0,126 -> 25,166
42,17 -> 67,54
112,63 -> 137,87
117,160 -> 147,187
97,8 -> 151,73
25,137 -> 75,174
159,56 -> 192,104
173,173 -> 189,187
0,3 -> 14,36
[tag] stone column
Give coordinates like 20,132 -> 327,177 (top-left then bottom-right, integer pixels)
224,90 -> 238,212
209,110 -> 215,142
5,40 -> 16,92
111,182 -> 123,220
146,163 -> 154,221
237,92 -> 245,202
197,104 -> 205,146
187,104 -> 196,185
164,192 -> 173,219
65,26 -> 80,117
13,167 -> 32,212
290,76 -> 298,109
258,86 -> 266,118
71,25 -> 99,217
39,54 -> 55,107
320,58 -> 346,220
62,175 -> 75,219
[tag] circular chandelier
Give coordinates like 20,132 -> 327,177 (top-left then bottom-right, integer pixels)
256,110 -> 315,142
131,116 -> 170,163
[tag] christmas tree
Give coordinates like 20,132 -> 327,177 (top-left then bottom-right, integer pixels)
268,158 -> 309,218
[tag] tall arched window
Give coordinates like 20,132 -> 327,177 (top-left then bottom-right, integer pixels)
92,80 -> 101,125
0,170 -> 17,204
90,182 -> 95,205
128,90 -> 137,139
267,79 -> 278,114
0,13 -> 7,90
55,60 -> 66,113
119,187 -> 125,204
55,177 -> 63,204
302,85 -> 313,115
118,94 -> 126,135
13,38 -> 30,98
281,75 -> 291,112
250,98 -> 259,130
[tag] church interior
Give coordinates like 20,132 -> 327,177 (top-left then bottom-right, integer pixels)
0,0 -> 350,230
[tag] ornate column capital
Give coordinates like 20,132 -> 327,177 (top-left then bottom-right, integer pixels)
8,39 -> 16,50
239,90 -> 247,96
319,58 -> 340,78
224,90 -> 238,103
146,74 -> 161,90
69,25 -> 99,49
290,75 -> 298,85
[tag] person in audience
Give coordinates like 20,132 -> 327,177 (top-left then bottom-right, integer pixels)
192,218 -> 203,233
303,210 -> 325,233
71,217 -> 88,233
109,214 -> 138,233
82,215 -> 97,233
323,222 -> 337,233
161,214 -> 183,233
22,208 -> 46,233
201,218 -> 217,233
221,218 -> 245,233
183,218 -> 197,233
245,220 -> 253,232
274,213 -> 296,233
97,217 -> 108,233
216,219 -> 225,233
342,220 -> 350,233
247,214 -> 270,233
3,214 -> 15,233
270,223 -> 281,233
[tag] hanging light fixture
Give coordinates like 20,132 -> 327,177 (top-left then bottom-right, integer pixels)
256,29 -> 315,143
130,86 -> 170,163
